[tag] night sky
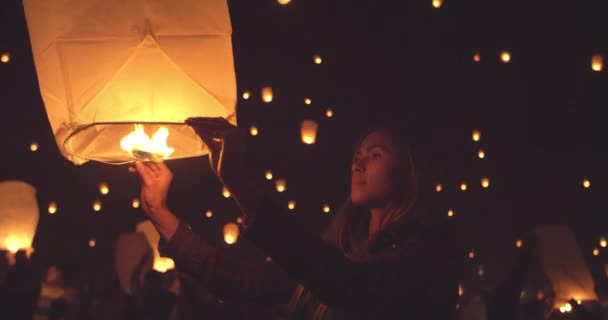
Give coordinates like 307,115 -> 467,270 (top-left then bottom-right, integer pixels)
1,0 -> 608,292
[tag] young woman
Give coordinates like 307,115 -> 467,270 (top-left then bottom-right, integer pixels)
130,117 -> 464,319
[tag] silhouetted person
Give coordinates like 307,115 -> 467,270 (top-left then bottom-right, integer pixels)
3,250 -> 40,320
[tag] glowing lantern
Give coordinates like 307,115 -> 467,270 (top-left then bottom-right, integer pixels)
222,186 -> 231,198
236,217 -> 243,224
300,120 -> 319,144
92,199 -> 102,212
600,237 -> 607,248
432,0 -> 443,8
136,220 -> 175,273
447,209 -> 454,217
1,52 -> 10,63
326,108 -> 334,118
223,222 -> 239,244
99,182 -> 109,195
288,200 -> 296,210
132,198 -> 140,208
458,284 -> 464,296
500,51 -> 511,63
591,54 -> 603,72
30,142 -> 39,152
481,177 -> 490,188
48,201 -> 57,214
313,54 -> 322,64
205,210 -> 213,218
516,239 -> 523,248
88,238 -> 96,247
242,91 -> 251,100
0,181 -> 40,253
473,52 -> 481,62
23,0 -> 237,164
460,182 -> 468,191
249,126 -> 259,136
472,130 -> 481,142
477,266 -> 485,276
593,248 -> 600,256
304,97 -> 312,105
277,0 -> 291,5
477,149 -> 485,159
435,184 -> 443,192
265,170 -> 273,180
262,87 -> 273,103
468,251 -> 475,259
323,204 -> 331,213
582,179 -> 591,188
275,179 -> 286,192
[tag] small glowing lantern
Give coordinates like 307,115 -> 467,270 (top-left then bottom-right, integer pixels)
326,108 -> 334,118
277,0 -> 291,5
460,182 -> 468,191
313,54 -> 322,64
265,170 -> 273,180
600,237 -> 607,248
447,209 -> 454,217
516,239 -> 523,248
222,186 -> 231,198
481,177 -> 490,188
132,198 -> 140,208
435,184 -> 443,192
99,182 -> 109,195
591,54 -> 603,72
249,126 -> 259,136
500,51 -> 511,63
205,210 -> 213,218
30,142 -> 39,152
48,201 -> 57,214
288,200 -> 296,210
23,0 -> 237,164
242,91 -> 251,100
477,266 -> 485,276
477,149 -> 485,159
223,222 -> 239,244
92,200 -> 102,212
1,52 -> 10,63
458,284 -> 464,296
472,130 -> 481,142
136,220 -> 175,273
275,179 -> 286,192
236,217 -> 243,224
88,238 -> 96,247
468,251 -> 475,259
0,181 -> 40,253
262,86 -> 273,103
304,97 -> 312,105
301,120 -> 319,144
473,52 -> 481,62
582,179 -> 591,188
593,248 -> 600,256
432,0 -> 443,9
323,204 -> 331,213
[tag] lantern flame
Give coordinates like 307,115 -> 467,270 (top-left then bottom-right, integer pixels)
153,256 -> 175,273
120,124 -> 174,161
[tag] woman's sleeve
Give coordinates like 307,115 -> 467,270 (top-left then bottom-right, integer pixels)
160,221 -> 297,304
244,197 -> 463,315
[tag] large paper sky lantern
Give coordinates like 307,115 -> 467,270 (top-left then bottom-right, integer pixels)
0,181 -> 40,253
23,0 -> 237,164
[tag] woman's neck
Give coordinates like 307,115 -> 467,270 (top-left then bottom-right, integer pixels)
368,207 -> 388,239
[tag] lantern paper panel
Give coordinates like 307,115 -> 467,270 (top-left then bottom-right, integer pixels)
0,181 -> 40,252
534,225 -> 598,305
23,0 -> 237,164
114,231 -> 153,295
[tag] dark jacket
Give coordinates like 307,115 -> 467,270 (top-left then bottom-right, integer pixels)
161,196 -> 464,319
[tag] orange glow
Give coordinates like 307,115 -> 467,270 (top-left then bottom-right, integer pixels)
582,179 -> 591,188
473,52 -> 481,62
313,54 -> 322,64
205,210 -> 213,218
460,182 -> 468,191
591,54 -> 603,72
435,184 -> 443,192
242,91 -> 251,100
99,182 -> 109,195
223,222 -> 239,244
132,198 -> 140,208
481,177 -> 490,188
477,149 -> 485,159
472,130 -> 481,141
288,200 -> 296,210
477,266 -> 485,276
500,51 -> 511,63
432,0 -> 443,8
30,142 -> 39,152
222,186 -> 231,198
275,179 -> 286,192
48,201 -> 57,214
326,108 -> 334,118
468,251 -> 475,259
323,204 -> 331,213
153,257 -> 175,273
88,239 -> 96,247
249,126 -> 259,136
301,120 -> 318,144
304,97 -> 312,105
1,52 -> 10,63
265,170 -> 273,180
516,239 -> 523,248
261,86 -> 273,103
120,124 -> 174,161
600,237 -> 607,248
92,200 -> 102,212
447,208 -> 454,217
277,0 -> 291,4
593,248 -> 600,256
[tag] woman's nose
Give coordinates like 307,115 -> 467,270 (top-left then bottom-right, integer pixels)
352,157 -> 366,173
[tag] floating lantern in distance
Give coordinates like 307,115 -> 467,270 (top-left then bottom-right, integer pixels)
30,142 -> 39,152
304,97 -> 312,105
277,0 -> 291,5
89,238 -> 96,247
477,266 -> 485,276
500,51 -> 511,63
23,0 -> 236,164
460,182 -> 468,191
131,198 -> 140,208
275,179 -> 286,192
432,0 -> 443,9
325,108 -> 334,118
236,217 -> 243,224
242,91 -> 251,100
472,130 -> 481,142
591,54 -> 603,72
288,200 -> 296,210
481,177 -> 490,188
468,251 -> 475,259
205,210 -> 213,218
323,204 -> 331,213
435,184 -> 443,192
265,170 -> 273,180
249,126 -> 259,136
0,181 -> 40,254
222,186 -> 231,198
48,201 -> 57,214
223,222 -> 239,244
477,149 -> 485,159
300,120 -> 318,144
313,54 -> 322,64
262,86 -> 273,103
99,182 -> 109,195
593,248 -> 600,256
600,237 -> 607,248
458,284 -> 464,297
473,52 -> 481,62
582,179 -> 591,189
92,200 -> 102,212
516,239 -> 523,248
0,52 -> 10,63
447,208 -> 454,217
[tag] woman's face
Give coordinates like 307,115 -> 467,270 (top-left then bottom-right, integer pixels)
350,130 -> 400,208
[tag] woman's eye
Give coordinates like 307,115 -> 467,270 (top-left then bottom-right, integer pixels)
371,153 -> 381,160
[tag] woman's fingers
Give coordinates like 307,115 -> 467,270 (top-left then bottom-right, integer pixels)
135,161 -> 155,183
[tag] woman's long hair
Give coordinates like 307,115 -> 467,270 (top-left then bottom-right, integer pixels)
321,120 -> 428,257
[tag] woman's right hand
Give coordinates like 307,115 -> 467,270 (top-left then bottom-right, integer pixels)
129,161 -> 173,217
